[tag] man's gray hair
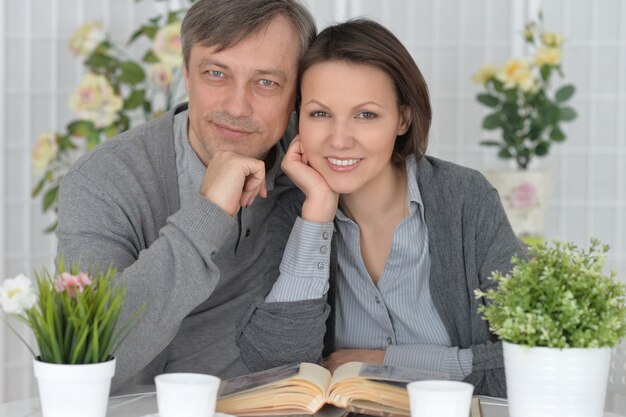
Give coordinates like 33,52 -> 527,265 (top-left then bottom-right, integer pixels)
181,0 -> 316,69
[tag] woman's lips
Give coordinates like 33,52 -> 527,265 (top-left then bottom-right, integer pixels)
326,157 -> 363,172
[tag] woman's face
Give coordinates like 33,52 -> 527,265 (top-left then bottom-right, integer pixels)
298,61 -> 409,195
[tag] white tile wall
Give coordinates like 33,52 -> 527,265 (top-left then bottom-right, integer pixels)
1,0 -> 625,405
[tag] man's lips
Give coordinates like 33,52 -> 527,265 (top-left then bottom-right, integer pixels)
214,123 -> 253,139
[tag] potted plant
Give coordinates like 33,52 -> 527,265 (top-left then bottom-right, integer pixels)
476,239 -> 626,417
0,262 -> 144,417
471,14 -> 577,241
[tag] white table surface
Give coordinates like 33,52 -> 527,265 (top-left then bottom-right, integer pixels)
0,392 -> 624,417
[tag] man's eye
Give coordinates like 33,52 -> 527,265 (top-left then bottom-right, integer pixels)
310,111 -> 329,118
357,111 -> 377,119
207,70 -> 224,77
259,79 -> 276,87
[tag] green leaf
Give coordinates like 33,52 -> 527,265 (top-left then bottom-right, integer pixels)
32,176 -> 47,197
124,89 -> 146,110
540,65 -> 551,81
87,130 -> 101,150
44,222 -> 58,233
550,126 -> 566,142
85,53 -> 116,69
477,94 -> 499,108
480,140 -> 501,147
559,107 -> 577,122
167,12 -> 179,24
498,148 -> 513,158
68,120 -> 96,138
482,113 -> 502,130
535,141 -> 550,156
103,125 -> 118,139
142,49 -> 160,63
118,61 -> 145,85
42,185 -> 59,211
555,85 -> 575,102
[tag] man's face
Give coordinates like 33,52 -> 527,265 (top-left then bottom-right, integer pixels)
183,15 -> 300,165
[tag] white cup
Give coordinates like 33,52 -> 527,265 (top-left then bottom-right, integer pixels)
407,380 -> 474,417
155,373 -> 221,417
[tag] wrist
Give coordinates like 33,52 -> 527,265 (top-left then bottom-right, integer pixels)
302,194 -> 338,223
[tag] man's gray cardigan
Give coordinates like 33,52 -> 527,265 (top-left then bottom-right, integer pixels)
56,104 -> 294,391
237,156 -> 526,398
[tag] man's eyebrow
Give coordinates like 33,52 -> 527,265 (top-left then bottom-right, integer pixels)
197,58 -> 228,69
255,68 -> 288,80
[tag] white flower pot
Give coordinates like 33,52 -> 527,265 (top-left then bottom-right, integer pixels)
503,342 -> 610,417
33,357 -> 116,417
485,170 -> 551,238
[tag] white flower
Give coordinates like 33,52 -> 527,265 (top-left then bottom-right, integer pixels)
32,132 -> 59,173
497,58 -> 539,93
149,64 -> 173,89
541,32 -> 564,48
69,21 -> 105,57
68,73 -> 123,128
0,274 -> 37,315
534,47 -> 562,67
472,63 -> 500,84
153,21 -> 182,68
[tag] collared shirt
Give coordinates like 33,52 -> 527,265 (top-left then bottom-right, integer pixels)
267,156 -> 472,380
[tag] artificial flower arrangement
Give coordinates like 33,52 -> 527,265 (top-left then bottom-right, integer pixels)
32,1 -> 193,232
0,262 -> 143,364
476,239 -> 626,348
472,14 -> 577,170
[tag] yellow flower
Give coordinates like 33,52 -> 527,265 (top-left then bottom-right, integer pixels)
153,22 -> 182,68
534,47 -> 562,67
69,21 -> 105,56
497,58 -> 538,93
541,32 -> 563,47
68,73 -> 123,128
149,64 -> 173,89
32,132 -> 59,173
472,63 -> 500,84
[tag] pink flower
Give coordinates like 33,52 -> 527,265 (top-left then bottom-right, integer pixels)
512,182 -> 538,209
54,272 -> 92,298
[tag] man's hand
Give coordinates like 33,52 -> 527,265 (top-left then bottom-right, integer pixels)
323,349 -> 385,373
282,137 -> 338,223
200,151 -> 267,216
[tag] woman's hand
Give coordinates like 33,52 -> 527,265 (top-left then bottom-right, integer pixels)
282,137 -> 338,223
322,349 -> 385,373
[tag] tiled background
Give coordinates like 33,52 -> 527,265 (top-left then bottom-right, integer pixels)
1,0 -> 625,404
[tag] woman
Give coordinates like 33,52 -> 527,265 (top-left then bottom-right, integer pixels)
237,19 -> 525,397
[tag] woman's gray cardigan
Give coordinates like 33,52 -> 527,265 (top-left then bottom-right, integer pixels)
236,156 -> 526,397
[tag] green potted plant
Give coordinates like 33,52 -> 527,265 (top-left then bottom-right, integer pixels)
476,239 -> 626,417
0,262 -> 144,417
471,14 -> 577,241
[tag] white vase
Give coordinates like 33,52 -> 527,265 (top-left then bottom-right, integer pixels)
485,170 -> 551,238
503,342 -> 610,417
33,357 -> 116,417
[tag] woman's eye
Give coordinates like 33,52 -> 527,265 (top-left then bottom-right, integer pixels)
357,111 -> 377,119
310,111 -> 329,118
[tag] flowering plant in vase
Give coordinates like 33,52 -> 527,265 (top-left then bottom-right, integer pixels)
472,14 -> 577,170
0,262 -> 143,364
32,2 -> 192,232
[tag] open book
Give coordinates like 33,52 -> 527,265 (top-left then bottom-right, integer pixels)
216,361 -> 454,417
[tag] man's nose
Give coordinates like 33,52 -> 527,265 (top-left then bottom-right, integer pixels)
223,83 -> 253,118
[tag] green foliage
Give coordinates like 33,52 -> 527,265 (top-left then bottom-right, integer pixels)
473,14 -> 577,170
32,4 -> 192,232
21,263 -> 144,364
476,239 -> 626,348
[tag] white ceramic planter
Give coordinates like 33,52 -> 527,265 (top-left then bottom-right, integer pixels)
503,342 -> 610,417
33,357 -> 116,417
485,170 -> 551,238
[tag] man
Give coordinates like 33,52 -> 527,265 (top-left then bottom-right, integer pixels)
55,0 -> 315,392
